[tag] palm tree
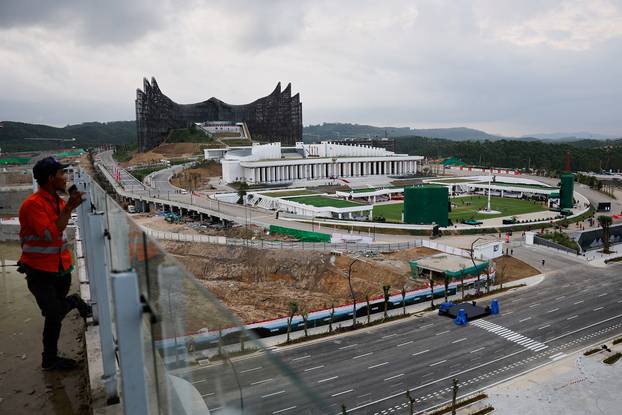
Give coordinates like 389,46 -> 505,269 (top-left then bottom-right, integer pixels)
401,286 -> 407,315
429,272 -> 435,309
286,302 -> 298,342
443,273 -> 450,303
598,215 -> 613,253
347,259 -> 359,329
382,285 -> 391,320
302,310 -> 309,337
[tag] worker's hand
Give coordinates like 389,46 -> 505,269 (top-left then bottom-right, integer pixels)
65,190 -> 85,211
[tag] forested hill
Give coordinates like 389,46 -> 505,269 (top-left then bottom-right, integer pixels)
395,136 -> 622,172
303,123 -> 504,141
0,121 -> 136,152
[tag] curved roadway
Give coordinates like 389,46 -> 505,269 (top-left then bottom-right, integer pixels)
96,151 -> 622,413
179,248 -> 622,414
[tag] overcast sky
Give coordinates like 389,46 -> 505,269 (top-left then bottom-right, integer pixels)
1,0 -> 621,137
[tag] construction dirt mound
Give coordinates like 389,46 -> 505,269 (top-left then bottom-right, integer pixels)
126,143 -> 203,166
159,242 -> 438,323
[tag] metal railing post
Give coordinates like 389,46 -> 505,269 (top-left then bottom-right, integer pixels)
87,212 -> 119,404
111,271 -> 149,415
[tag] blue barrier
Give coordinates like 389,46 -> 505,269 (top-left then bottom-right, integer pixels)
454,308 -> 468,326
490,299 -> 499,315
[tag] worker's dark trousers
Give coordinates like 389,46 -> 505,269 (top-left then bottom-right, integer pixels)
25,269 -> 75,363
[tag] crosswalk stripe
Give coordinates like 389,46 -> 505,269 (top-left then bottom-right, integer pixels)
472,319 -> 548,352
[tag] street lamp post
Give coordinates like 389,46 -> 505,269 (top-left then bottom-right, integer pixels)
470,237 -> 485,294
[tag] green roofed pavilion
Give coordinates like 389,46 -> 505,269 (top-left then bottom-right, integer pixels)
409,253 -> 489,280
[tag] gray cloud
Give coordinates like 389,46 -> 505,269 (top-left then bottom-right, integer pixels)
0,0 -> 621,136
0,0 -> 170,45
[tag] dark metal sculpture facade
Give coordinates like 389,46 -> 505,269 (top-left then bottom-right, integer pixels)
135,77 -> 303,152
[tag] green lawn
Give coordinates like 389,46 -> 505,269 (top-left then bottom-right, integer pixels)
285,195 -> 364,208
373,196 -> 549,222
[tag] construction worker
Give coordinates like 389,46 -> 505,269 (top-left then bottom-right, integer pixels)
18,157 -> 92,371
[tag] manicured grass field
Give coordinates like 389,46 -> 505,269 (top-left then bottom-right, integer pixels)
285,195 -> 364,208
373,196 -> 548,222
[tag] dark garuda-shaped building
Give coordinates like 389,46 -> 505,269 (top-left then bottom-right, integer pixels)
135,77 -> 303,152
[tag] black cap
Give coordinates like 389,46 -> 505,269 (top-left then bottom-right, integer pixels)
33,157 -> 69,183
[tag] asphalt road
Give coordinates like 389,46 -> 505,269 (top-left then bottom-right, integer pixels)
178,254 -> 622,415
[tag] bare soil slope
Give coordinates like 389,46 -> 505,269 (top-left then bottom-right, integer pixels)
159,242 -> 437,322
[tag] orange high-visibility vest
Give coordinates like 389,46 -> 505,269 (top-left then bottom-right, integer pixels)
18,189 -> 73,273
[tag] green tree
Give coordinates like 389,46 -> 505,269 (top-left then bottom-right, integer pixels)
286,302 -> 298,342
382,285 -> 391,320
347,259 -> 360,329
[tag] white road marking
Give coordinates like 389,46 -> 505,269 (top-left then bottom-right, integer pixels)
598,293 -> 608,297
192,379 -> 208,384
420,323 -> 434,329
574,300 -> 584,304
347,313 -> 622,414
412,349 -> 430,356
318,376 -> 338,383
240,366 -> 262,373
593,307 -> 604,311
430,360 -> 447,367
452,338 -> 467,344
292,355 -> 311,361
547,308 -> 559,313
272,406 -> 297,414
251,378 -> 273,385
529,303 -> 540,308
555,296 -> 566,300
538,324 -> 551,330
369,362 -> 389,369
519,317 -> 532,322
353,352 -> 373,359
397,341 -> 413,347
338,343 -> 358,350
332,389 -> 354,397
436,330 -> 450,336
384,373 -> 404,381
201,392 -> 214,397
504,311 -> 514,315
472,319 -> 548,352
470,347 -> 485,353
304,365 -> 324,372
382,333 -> 398,339
262,390 -> 286,399
567,315 -> 578,320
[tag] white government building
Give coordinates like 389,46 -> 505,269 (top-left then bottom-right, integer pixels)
207,141 -> 424,184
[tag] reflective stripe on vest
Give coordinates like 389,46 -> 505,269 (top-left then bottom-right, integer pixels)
20,229 -> 53,243
22,244 -> 62,254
